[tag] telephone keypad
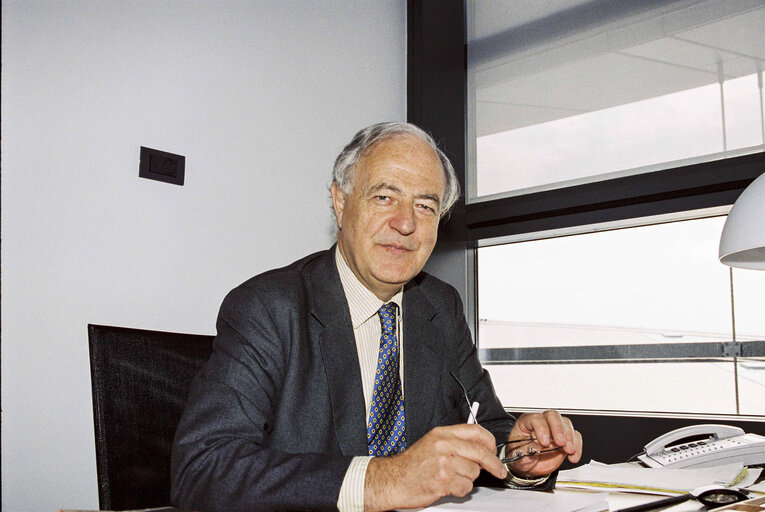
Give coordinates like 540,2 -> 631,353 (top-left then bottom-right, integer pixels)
658,437 -> 746,465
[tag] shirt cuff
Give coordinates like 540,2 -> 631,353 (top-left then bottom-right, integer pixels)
337,456 -> 372,512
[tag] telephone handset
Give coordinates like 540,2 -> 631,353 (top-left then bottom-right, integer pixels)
638,424 -> 765,469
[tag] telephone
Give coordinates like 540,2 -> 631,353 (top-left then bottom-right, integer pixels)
638,424 -> 765,469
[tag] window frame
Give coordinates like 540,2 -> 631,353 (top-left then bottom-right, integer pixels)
408,0 -> 764,321
465,151 -> 765,242
408,0 -> 765,416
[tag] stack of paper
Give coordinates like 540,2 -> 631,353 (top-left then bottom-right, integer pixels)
557,461 -> 761,496
418,486 -> 608,512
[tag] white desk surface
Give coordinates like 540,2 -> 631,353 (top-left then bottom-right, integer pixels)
562,488 -> 703,511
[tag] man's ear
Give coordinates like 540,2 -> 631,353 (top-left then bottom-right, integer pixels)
330,182 -> 346,229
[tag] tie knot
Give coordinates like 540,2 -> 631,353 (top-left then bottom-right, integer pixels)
378,302 -> 397,334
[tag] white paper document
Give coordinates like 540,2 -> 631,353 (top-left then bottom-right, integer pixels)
417,486 -> 608,512
557,461 -> 762,496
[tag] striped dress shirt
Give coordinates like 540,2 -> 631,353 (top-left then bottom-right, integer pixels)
335,247 -> 403,512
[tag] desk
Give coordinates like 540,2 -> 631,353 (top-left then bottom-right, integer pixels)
63,493 -> 762,512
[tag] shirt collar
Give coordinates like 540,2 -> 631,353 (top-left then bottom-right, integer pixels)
335,246 -> 403,329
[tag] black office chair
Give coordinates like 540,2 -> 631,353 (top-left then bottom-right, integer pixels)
88,324 -> 214,510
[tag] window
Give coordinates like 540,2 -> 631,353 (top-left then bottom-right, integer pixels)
478,215 -> 765,415
468,1 -> 765,200
466,0 -> 765,417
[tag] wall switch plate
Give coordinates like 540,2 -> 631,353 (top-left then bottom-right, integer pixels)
139,146 -> 185,186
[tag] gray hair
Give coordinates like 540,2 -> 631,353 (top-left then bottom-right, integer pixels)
331,122 -> 461,216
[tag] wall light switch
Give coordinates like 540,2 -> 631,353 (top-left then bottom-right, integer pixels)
139,146 -> 185,186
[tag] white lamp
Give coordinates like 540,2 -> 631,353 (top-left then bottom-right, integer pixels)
719,171 -> 765,270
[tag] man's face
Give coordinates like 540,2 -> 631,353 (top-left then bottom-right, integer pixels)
332,135 -> 446,301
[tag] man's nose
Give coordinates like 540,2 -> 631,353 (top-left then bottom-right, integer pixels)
389,202 -> 416,235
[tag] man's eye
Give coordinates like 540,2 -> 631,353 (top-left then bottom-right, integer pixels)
417,203 -> 437,213
374,195 -> 390,201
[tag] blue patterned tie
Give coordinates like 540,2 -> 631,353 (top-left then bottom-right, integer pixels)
367,302 -> 406,456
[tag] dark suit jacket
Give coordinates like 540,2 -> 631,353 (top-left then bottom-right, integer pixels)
171,247 -> 516,512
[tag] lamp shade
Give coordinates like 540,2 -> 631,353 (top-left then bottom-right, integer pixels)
719,171 -> 765,270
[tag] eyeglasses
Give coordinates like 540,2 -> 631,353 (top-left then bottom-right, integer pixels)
450,371 -> 564,464
500,442 -> 564,464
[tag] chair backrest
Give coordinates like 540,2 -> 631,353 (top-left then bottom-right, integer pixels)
88,324 -> 214,510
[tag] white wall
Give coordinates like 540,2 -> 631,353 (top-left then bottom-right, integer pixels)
0,1 -> 406,510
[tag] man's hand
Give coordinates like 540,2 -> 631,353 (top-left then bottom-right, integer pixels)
504,410 -> 582,478
363,424 -> 507,512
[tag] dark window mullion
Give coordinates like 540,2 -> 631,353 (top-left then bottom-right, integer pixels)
465,151 -> 765,241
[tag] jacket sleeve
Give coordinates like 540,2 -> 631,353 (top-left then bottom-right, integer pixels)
170,285 -> 352,512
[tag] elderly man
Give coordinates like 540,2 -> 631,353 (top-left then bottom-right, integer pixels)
171,122 -> 582,512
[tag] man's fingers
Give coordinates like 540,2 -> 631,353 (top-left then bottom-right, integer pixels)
517,410 -> 573,448
432,426 -> 507,480
543,410 -> 573,449
507,411 -> 584,477
568,429 -> 583,463
516,413 -> 552,446
442,423 -> 499,452
543,411 -> 581,457
444,451 -> 483,482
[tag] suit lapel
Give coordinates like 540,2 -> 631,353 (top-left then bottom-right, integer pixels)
402,281 -> 444,445
308,249 -> 368,456
307,248 -> 447,453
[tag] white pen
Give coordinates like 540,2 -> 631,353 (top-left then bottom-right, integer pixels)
467,401 -> 480,424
